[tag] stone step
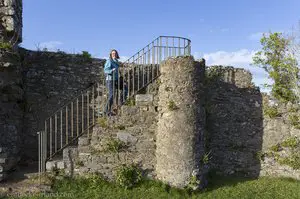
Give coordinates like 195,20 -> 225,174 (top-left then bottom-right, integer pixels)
0,147 -> 7,153
0,172 -> 7,182
46,158 -> 65,171
78,136 -> 90,147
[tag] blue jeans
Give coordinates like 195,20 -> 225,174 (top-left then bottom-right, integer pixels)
104,80 -> 128,114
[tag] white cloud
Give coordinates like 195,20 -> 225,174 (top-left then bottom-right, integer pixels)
194,49 -> 271,89
202,49 -> 257,66
38,41 -> 63,51
119,56 -> 130,62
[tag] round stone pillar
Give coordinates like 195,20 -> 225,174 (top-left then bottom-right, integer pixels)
155,56 -> 206,188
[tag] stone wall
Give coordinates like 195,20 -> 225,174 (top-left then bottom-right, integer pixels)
259,99 -> 300,179
0,0 -> 22,43
205,66 -> 263,177
20,49 -> 106,161
205,65 -> 300,180
0,49 -> 23,181
155,56 -> 207,188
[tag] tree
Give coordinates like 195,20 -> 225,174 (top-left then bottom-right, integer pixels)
253,32 -> 299,103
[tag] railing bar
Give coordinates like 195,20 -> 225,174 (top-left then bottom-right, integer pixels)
44,120 -> 47,162
66,106 -> 68,144
82,94 -> 84,133
98,82 -> 100,119
77,98 -> 79,137
87,91 -> 90,137
102,78 -> 105,115
171,37 -> 174,56
43,129 -> 46,172
55,114 -> 57,152
132,56 -> 135,95
112,70 -> 116,113
184,39 -> 186,55
38,132 -> 41,182
71,102 -> 74,138
92,86 -> 95,125
147,45 -> 150,85
142,48 -> 145,88
60,110 -> 62,149
178,38 -> 180,56
49,117 -> 52,158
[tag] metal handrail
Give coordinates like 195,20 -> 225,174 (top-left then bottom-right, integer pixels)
38,36 -> 191,175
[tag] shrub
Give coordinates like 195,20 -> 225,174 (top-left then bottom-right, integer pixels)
97,117 -> 108,128
288,114 -> 300,129
168,100 -> 178,111
82,51 -> 92,60
278,153 -> 300,170
0,41 -> 12,50
270,144 -> 281,152
115,164 -> 142,189
263,106 -> 280,118
281,137 -> 299,149
124,97 -> 135,106
105,137 -> 124,153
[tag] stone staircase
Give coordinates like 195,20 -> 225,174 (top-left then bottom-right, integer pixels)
46,91 -> 159,180
0,147 -> 19,181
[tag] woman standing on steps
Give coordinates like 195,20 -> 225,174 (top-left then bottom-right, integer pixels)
104,49 -> 128,116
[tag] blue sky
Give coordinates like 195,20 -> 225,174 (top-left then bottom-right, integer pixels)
22,0 -> 300,90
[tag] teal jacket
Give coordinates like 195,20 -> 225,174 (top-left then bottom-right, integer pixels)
104,58 -> 119,80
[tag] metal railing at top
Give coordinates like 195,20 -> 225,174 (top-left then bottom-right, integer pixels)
38,36 -> 191,176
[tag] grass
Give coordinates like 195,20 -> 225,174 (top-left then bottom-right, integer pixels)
8,174 -> 300,199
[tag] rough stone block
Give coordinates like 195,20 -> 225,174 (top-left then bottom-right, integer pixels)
46,161 -> 57,171
63,146 -> 78,162
0,152 -> 8,158
92,156 -> 107,164
135,94 -> 153,106
117,132 -> 138,145
78,146 -> 91,154
78,137 -> 90,146
121,106 -> 139,116
0,158 -> 6,164
0,172 -> 7,182
57,161 -> 65,169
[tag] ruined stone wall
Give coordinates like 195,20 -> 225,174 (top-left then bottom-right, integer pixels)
0,0 -> 22,43
205,66 -> 263,177
0,49 -> 22,181
21,49 -> 106,160
205,66 -> 300,180
155,56 -> 206,188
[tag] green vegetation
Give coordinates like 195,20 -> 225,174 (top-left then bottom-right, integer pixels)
202,151 -> 211,164
124,97 -> 135,106
186,175 -> 201,191
205,66 -> 224,84
114,124 -> 126,130
115,164 -> 142,189
252,32 -> 299,103
288,114 -> 300,129
281,136 -> 299,148
168,100 -> 179,111
270,144 -> 281,152
97,117 -> 108,128
12,174 -> 300,199
263,105 -> 281,118
288,106 -> 299,113
75,160 -> 84,167
0,41 -> 12,50
81,50 -> 92,61
278,153 -> 300,170
105,137 -> 124,153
